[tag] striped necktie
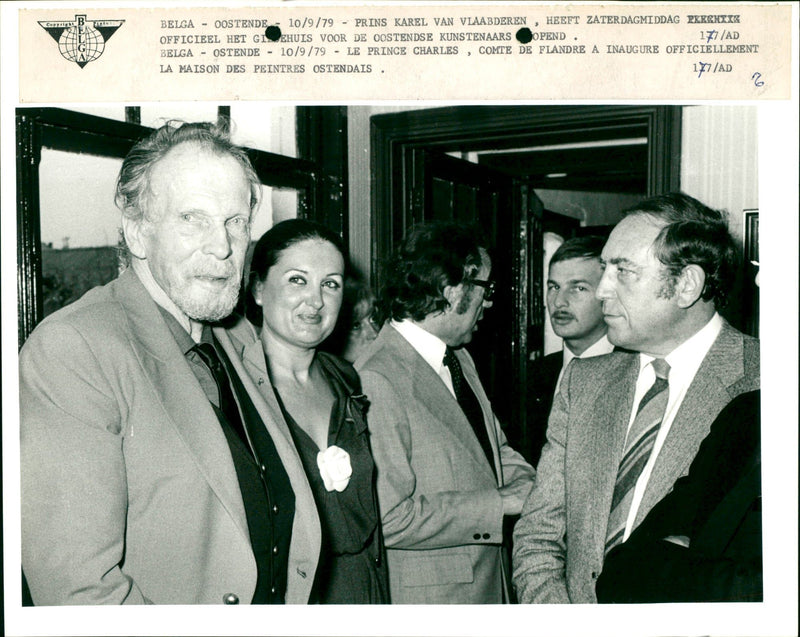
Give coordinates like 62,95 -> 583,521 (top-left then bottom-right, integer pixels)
604,358 -> 670,555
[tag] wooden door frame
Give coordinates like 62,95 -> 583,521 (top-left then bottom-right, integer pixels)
370,105 -> 681,449
370,104 -> 682,286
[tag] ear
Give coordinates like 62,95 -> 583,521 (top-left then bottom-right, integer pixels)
442,283 -> 463,313
675,264 -> 706,308
251,278 -> 264,307
122,215 -> 148,260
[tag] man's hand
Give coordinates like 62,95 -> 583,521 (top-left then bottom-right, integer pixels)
499,477 -> 534,516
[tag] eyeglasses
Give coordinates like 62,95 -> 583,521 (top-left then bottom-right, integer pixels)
471,279 -> 495,301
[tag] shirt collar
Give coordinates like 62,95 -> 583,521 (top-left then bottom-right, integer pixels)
131,260 -> 201,341
562,333 -> 615,368
156,303 -> 196,355
390,319 -> 448,373
638,312 -> 724,379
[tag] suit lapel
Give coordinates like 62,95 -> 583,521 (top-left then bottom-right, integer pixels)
587,356 -> 639,550
218,321 -> 321,535
227,324 -> 289,441
383,327 -> 497,482
217,318 -> 323,599
457,349 -> 503,478
113,270 -> 250,541
637,323 -> 744,525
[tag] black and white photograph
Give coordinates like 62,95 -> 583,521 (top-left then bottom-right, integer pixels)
2,4 -> 797,637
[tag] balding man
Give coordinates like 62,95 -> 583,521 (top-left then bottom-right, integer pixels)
21,121 -> 320,605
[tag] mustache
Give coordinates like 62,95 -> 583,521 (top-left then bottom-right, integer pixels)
191,264 -> 238,279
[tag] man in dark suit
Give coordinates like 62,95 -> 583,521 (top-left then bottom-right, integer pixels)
596,390 -> 761,602
20,121 -> 320,605
355,222 -> 535,603
527,236 -> 613,465
512,192 -> 759,603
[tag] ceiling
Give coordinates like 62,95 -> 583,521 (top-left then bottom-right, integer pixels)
476,141 -> 648,194
441,119 -> 650,195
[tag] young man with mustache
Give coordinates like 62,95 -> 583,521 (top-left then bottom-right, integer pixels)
526,235 -> 613,466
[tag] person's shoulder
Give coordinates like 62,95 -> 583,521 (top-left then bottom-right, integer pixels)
317,350 -> 361,390
20,277 -> 134,363
220,313 -> 258,345
572,349 -> 634,375
354,325 -> 403,373
530,350 -> 562,373
714,321 -> 760,384
30,278 -> 128,337
717,320 -> 759,349
542,351 -> 562,365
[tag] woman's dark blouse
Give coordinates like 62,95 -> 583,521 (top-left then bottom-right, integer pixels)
274,351 -> 388,604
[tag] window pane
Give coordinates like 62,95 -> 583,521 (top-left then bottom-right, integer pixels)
230,104 -> 297,157
39,148 -> 123,316
250,184 -> 300,241
65,105 -> 298,157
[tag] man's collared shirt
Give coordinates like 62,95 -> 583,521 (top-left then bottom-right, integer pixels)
622,312 -> 724,539
155,304 -> 220,407
390,319 -> 457,398
556,334 -> 615,394
132,260 -> 201,341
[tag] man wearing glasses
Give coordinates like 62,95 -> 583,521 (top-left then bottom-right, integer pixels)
355,222 -> 535,604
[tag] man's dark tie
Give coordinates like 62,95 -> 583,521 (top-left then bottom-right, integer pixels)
443,347 -> 496,477
605,358 -> 671,555
191,341 -> 250,450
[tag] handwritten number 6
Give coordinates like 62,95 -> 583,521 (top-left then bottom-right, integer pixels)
752,72 -> 764,88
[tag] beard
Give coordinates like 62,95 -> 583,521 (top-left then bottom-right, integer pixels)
171,277 -> 242,322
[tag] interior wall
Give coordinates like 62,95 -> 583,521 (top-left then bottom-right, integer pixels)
680,105 -> 758,245
347,104 -> 428,282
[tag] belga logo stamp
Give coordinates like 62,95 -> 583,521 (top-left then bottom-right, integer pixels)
38,14 -> 124,68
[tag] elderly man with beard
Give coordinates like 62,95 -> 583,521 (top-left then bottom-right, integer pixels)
20,121 -> 320,605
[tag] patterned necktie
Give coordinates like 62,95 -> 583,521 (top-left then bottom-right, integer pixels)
191,341 -> 250,450
443,347 -> 496,477
605,358 -> 670,555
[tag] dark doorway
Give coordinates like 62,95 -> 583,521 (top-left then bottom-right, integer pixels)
404,148 -> 543,433
370,105 -> 682,455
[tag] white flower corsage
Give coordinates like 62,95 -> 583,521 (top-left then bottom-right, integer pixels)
316,445 -> 352,492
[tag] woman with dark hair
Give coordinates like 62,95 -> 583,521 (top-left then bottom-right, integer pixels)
235,218 -> 388,604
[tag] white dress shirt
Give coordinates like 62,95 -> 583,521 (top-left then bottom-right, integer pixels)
622,312 -> 724,540
390,319 -> 457,398
556,334 -> 615,395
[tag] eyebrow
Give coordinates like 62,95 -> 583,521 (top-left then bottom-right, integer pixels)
284,267 -> 343,277
601,257 -> 638,268
547,278 -> 593,285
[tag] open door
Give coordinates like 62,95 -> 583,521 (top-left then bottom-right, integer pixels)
405,148 -> 543,444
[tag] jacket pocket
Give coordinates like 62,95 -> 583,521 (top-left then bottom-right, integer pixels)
398,553 -> 474,587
